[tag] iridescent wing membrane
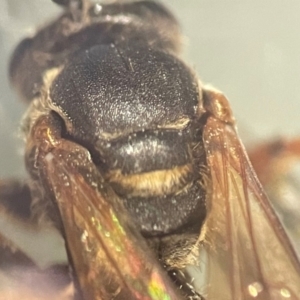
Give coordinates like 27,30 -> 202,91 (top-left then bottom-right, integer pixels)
202,94 -> 300,300
30,115 -> 182,300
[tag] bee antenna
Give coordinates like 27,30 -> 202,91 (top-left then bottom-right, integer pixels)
52,0 -> 90,21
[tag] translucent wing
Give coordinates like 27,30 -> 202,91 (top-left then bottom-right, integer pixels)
32,116 -> 182,300
202,116 -> 300,300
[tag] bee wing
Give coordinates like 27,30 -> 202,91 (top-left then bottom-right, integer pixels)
40,138 -> 181,300
202,116 -> 300,300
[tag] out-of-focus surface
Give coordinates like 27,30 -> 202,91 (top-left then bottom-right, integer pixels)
1,0 -> 300,177
249,138 -> 300,253
0,0 -> 60,177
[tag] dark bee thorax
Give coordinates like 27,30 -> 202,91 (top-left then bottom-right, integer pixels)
49,43 -> 206,236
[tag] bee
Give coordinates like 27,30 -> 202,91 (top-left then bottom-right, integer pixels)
1,0 -> 300,299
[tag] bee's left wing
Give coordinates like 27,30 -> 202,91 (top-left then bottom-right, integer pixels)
31,115 -> 182,300
201,89 -> 300,300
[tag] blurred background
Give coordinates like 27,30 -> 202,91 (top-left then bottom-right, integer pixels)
1,0 -> 300,178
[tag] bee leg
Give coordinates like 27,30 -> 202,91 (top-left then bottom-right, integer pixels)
52,0 -> 85,7
52,0 -> 90,22
168,270 -> 205,300
151,234 -> 205,300
0,179 -> 73,299
0,179 -> 35,268
0,179 -> 67,268
0,180 -> 31,220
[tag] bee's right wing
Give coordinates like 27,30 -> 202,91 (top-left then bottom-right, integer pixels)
202,114 -> 300,300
